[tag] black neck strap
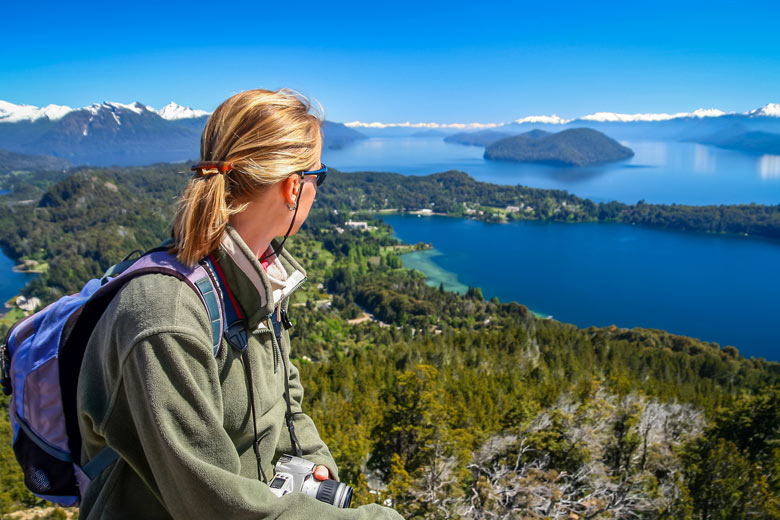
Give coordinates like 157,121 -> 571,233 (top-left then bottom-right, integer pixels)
260,179 -> 304,262
271,310 -> 303,458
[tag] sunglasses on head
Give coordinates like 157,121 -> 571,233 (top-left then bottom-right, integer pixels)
298,164 -> 328,186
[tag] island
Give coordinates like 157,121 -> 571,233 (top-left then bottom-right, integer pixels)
484,127 -> 634,166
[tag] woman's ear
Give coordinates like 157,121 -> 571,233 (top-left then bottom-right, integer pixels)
281,175 -> 301,205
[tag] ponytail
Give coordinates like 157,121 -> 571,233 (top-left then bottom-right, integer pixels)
171,172 -> 230,266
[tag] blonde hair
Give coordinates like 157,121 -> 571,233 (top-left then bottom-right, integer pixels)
171,88 -> 323,265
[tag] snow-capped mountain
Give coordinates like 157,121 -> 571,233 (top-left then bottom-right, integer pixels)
345,103 -> 780,135
748,103 -> 780,118
0,101 -> 75,123
0,99 -> 363,166
0,100 -> 210,124
0,100 -> 212,165
513,115 -> 569,125
578,108 -> 727,123
156,102 -> 210,120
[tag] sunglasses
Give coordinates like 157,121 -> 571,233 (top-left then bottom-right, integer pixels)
298,164 -> 328,186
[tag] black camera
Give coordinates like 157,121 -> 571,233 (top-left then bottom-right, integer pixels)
268,454 -> 353,508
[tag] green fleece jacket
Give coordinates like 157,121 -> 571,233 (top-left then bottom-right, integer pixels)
77,226 -> 402,519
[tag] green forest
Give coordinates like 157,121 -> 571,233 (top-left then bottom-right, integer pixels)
0,164 -> 779,519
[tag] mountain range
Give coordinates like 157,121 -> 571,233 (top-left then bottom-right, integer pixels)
345,103 -> 780,133
0,101 -> 367,166
2,100 -> 780,167
348,104 -> 780,152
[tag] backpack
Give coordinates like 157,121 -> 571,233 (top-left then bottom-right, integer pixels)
0,248 -> 231,506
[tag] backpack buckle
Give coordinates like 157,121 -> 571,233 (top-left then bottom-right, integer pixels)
225,321 -> 249,352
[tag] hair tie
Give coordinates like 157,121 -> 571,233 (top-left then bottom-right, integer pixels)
191,161 -> 234,177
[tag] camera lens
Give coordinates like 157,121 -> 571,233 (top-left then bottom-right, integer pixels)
336,484 -> 353,509
315,479 -> 353,508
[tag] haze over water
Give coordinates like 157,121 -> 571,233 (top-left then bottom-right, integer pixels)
324,137 -> 780,205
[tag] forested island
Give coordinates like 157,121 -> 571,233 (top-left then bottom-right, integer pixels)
484,128 -> 635,166
1,164 -> 779,518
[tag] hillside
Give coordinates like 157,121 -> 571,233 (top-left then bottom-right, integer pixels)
484,128 -> 634,166
0,147 -> 70,174
0,166 -> 778,518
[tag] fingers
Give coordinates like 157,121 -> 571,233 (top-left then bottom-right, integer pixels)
313,465 -> 330,481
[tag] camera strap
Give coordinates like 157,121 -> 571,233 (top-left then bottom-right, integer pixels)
271,308 -> 304,458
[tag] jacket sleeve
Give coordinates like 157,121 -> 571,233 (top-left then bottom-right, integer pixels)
104,330 -> 403,520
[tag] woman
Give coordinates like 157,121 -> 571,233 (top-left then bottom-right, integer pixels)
77,89 -> 403,519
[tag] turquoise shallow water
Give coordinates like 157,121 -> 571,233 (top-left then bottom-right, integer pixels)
401,249 -> 468,294
383,214 -> 780,361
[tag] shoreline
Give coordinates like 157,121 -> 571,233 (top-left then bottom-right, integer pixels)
397,247 -> 554,320
11,265 -> 45,274
370,208 -> 780,246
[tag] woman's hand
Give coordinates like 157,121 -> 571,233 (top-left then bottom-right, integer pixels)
313,465 -> 330,481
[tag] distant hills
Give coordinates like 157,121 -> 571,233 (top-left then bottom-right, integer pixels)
445,129 -> 549,147
0,100 -> 366,166
321,121 -> 368,149
698,130 -> 780,155
445,130 -> 514,147
0,147 -> 70,173
484,128 -> 634,166
346,103 -> 780,148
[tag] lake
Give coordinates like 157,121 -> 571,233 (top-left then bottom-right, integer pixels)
0,250 -> 36,311
382,214 -> 780,361
323,137 -> 780,205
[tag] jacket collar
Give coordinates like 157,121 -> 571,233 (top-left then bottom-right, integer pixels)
212,224 -> 307,331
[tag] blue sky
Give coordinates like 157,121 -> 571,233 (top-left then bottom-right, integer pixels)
3,0 -> 779,123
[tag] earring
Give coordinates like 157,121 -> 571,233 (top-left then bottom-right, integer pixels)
287,199 -> 297,211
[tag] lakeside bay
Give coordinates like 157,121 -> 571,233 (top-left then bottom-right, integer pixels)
0,249 -> 36,315
383,214 -> 780,361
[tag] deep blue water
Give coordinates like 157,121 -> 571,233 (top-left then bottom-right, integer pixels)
323,137 -> 780,205
0,250 -> 36,309
382,214 -> 780,361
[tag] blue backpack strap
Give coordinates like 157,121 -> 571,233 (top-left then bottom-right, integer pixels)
193,275 -> 223,356
204,254 -> 247,352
